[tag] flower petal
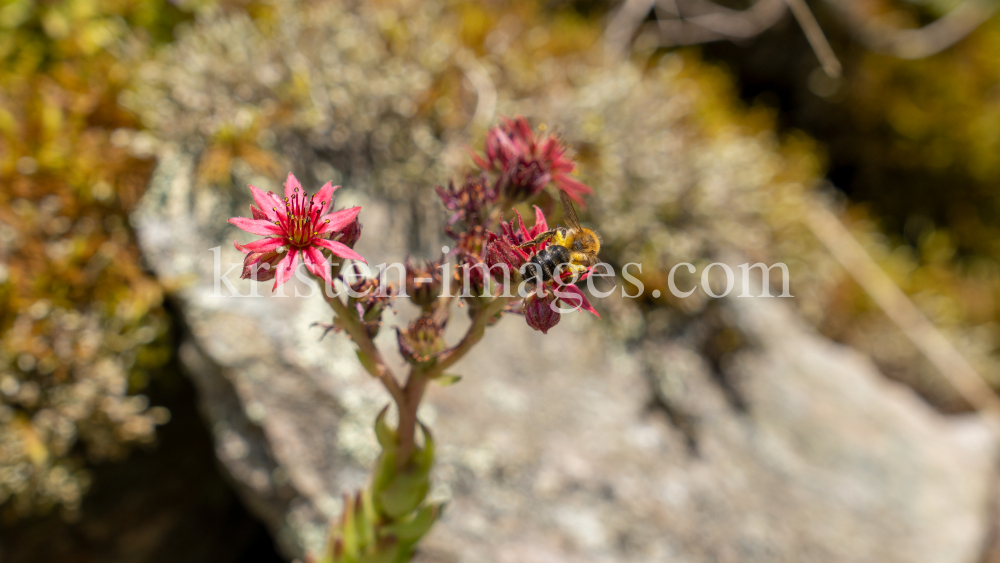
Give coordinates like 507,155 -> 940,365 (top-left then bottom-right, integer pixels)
239,237 -> 284,252
512,208 -> 531,243
318,206 -> 362,234
229,217 -> 283,236
554,175 -> 593,205
468,147 -> 490,170
284,172 -> 303,200
315,238 -> 367,263
313,182 -> 340,215
273,248 -> 299,289
303,246 -> 335,287
249,185 -> 281,221
512,116 -> 533,143
529,205 -> 548,237
555,284 -> 600,317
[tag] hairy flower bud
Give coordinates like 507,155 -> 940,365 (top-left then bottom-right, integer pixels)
331,217 -> 363,249
484,232 -> 526,285
435,173 -> 499,233
454,254 -> 487,296
236,241 -> 285,282
523,291 -> 560,333
397,316 -> 446,364
404,257 -> 443,308
347,275 -> 396,338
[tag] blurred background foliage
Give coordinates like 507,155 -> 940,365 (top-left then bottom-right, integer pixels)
0,0 -> 188,520
691,0 -> 1000,410
3,0 -> 1000,556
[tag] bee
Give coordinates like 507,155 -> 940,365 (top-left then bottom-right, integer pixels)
517,190 -> 602,286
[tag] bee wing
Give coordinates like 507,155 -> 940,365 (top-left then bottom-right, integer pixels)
592,273 -> 618,292
560,190 -> 582,231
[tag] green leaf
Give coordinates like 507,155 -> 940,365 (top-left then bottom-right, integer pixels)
357,488 -> 377,549
374,405 -> 396,451
356,541 -> 399,563
356,350 -> 380,377
341,493 -> 359,559
371,450 -> 398,500
376,471 -> 430,519
381,503 -> 440,543
355,491 -> 375,551
413,423 -> 435,472
433,373 -> 462,386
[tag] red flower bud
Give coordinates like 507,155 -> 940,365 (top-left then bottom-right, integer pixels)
236,241 -> 286,282
435,173 -> 500,232
523,291 -> 560,334
331,217 -> 363,249
484,233 -> 526,285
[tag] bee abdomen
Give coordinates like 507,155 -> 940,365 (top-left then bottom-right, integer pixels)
522,245 -> 571,285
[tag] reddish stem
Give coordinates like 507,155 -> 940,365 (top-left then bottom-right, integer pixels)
321,288 -> 406,409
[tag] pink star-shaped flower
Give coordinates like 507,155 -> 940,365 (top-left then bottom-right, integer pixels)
229,173 -> 367,290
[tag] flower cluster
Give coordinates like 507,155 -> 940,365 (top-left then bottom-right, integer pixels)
439,118 -> 600,333
471,116 -> 593,204
484,206 -> 552,276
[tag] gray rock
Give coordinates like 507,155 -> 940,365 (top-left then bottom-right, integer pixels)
134,152 -> 998,562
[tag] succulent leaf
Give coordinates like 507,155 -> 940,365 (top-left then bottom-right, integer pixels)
381,503 -> 441,543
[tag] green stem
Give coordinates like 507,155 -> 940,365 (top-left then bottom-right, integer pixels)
396,295 -> 513,465
320,275 -> 514,471
321,285 -> 406,410
427,295 -> 514,378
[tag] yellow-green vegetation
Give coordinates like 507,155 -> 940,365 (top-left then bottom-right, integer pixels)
0,0 -> 187,518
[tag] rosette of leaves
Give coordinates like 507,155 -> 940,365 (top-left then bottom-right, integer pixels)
314,408 -> 441,563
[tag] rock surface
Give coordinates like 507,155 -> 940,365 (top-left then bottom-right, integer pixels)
134,152 -> 998,563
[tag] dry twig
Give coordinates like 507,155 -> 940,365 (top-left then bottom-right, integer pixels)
826,0 -> 998,59
804,195 -> 1000,429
